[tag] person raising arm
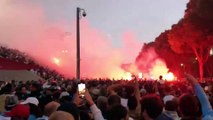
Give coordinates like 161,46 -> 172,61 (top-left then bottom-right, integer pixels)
185,73 -> 213,120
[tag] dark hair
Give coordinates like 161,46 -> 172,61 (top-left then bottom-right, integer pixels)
127,96 -> 137,110
107,104 -> 127,120
31,82 -> 40,90
97,96 -> 108,113
52,91 -> 60,101
99,87 -> 107,96
57,103 -> 79,120
108,95 -> 121,107
178,94 -> 199,117
1,83 -> 13,94
159,75 -> 163,80
5,95 -> 18,111
11,117 -> 28,120
125,85 -> 135,98
28,103 -> 43,118
141,94 -> 163,119
80,111 -> 90,120
59,96 -> 72,104
165,100 -> 178,111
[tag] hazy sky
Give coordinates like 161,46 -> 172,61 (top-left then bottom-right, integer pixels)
34,0 -> 188,46
0,0 -> 189,78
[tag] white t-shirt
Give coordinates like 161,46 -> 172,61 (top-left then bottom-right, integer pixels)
121,98 -> 128,108
0,115 -> 10,120
159,80 -> 165,84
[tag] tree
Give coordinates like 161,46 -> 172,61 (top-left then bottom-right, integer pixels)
168,19 -> 213,81
154,30 -> 196,79
205,55 -> 213,78
168,0 -> 213,81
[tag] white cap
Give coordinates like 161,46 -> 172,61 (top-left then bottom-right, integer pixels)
21,97 -> 39,106
59,91 -> 70,99
163,95 -> 175,104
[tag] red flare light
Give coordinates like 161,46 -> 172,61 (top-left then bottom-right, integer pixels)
53,57 -> 60,66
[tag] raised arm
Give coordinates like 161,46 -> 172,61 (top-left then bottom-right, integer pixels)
107,84 -> 121,96
85,90 -> 105,120
185,73 -> 213,116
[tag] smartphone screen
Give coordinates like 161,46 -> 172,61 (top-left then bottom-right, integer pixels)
78,83 -> 86,98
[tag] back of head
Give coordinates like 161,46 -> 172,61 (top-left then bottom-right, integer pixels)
79,111 -> 90,120
5,95 -> 19,111
159,75 -> 163,80
2,83 -> 12,94
49,111 -> 74,120
107,104 -> 128,120
44,101 -> 60,116
31,82 -> 40,91
165,100 -> 178,111
97,96 -> 108,111
28,103 -> 42,118
57,103 -> 79,120
108,95 -> 121,108
178,94 -> 199,117
99,87 -> 107,96
125,86 -> 135,98
141,94 -> 163,119
59,96 -> 72,104
127,96 -> 137,111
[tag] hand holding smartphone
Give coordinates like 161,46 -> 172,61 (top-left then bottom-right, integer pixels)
78,83 -> 86,98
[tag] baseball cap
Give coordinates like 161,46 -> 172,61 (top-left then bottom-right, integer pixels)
21,97 -> 39,106
163,95 -> 175,104
5,104 -> 30,118
59,91 -> 70,99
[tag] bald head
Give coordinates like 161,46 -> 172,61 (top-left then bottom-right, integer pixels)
48,111 -> 74,120
45,101 -> 60,116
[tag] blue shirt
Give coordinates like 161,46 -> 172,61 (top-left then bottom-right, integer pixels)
28,114 -> 36,120
194,84 -> 213,120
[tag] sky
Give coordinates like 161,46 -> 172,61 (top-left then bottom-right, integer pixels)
0,0 -> 189,79
35,0 -> 188,45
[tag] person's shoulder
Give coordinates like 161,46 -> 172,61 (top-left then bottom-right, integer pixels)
155,113 -> 173,120
36,115 -> 48,120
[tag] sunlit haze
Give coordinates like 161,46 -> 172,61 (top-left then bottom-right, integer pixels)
0,0 -> 188,79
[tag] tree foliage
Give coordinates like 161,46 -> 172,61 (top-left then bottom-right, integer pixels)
167,0 -> 213,80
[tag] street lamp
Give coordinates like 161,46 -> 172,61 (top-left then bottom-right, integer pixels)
76,7 -> 86,82
180,63 -> 186,76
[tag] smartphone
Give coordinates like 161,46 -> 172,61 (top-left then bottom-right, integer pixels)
78,83 -> 86,98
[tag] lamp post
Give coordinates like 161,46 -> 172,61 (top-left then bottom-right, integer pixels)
76,7 -> 86,82
180,63 -> 185,79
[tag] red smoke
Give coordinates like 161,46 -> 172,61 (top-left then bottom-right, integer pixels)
0,1 -> 142,79
135,48 -> 176,80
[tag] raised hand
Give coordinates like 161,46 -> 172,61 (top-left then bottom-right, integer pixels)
184,73 -> 199,85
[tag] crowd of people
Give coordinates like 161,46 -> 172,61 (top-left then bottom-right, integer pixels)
0,45 -> 64,81
0,74 -> 212,120
1,46 -> 213,120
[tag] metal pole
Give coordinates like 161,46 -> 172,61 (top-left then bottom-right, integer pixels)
76,7 -> 80,82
